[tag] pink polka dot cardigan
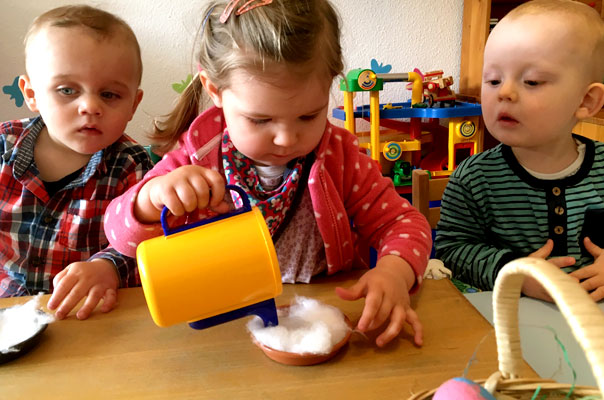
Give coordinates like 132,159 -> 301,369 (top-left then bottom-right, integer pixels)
103,107 -> 432,287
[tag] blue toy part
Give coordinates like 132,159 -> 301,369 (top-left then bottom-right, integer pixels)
332,100 -> 482,120
433,377 -> 496,400
160,184 -> 250,236
2,76 -> 24,107
189,298 -> 278,330
370,58 -> 392,74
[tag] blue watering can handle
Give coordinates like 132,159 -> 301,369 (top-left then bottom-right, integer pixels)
160,184 -> 252,236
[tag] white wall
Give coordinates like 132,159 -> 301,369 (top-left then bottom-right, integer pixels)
0,0 -> 463,145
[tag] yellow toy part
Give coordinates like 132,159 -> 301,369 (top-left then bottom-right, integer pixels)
383,141 -> 402,161
137,186 -> 282,328
447,116 -> 483,171
358,69 -> 377,91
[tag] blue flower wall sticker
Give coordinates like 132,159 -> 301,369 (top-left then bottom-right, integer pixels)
370,59 -> 392,74
2,76 -> 24,107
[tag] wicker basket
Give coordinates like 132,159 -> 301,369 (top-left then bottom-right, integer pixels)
409,257 -> 604,399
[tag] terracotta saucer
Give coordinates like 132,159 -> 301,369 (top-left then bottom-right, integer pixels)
251,306 -> 353,366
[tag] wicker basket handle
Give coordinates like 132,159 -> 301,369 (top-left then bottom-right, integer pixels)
493,257 -> 604,391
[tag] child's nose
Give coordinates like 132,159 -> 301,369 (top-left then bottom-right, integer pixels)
78,95 -> 103,116
273,128 -> 297,147
498,81 -> 518,102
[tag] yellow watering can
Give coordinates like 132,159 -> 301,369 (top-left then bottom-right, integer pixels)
136,185 -> 282,330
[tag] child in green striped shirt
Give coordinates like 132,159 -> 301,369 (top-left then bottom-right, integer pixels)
435,0 -> 604,301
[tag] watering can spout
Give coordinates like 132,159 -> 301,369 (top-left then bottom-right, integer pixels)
188,298 -> 278,329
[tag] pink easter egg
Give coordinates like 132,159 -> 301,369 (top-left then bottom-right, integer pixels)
433,377 -> 496,400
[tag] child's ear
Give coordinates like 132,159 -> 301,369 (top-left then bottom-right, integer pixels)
129,89 -> 144,119
18,75 -> 38,112
575,82 -> 604,120
198,71 -> 222,108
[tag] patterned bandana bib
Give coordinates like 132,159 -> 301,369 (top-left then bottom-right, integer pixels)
221,131 -> 305,236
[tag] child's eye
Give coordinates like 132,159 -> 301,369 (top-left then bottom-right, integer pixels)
57,87 -> 75,95
524,80 -> 541,87
485,79 -> 501,86
248,118 -> 270,125
300,114 -> 319,122
101,92 -> 120,100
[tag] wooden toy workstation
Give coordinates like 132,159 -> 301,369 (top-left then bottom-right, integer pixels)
332,68 -> 483,191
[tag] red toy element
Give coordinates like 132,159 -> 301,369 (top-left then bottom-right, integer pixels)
408,68 -> 456,107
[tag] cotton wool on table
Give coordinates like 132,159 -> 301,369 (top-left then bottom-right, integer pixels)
247,296 -> 350,355
0,294 -> 55,353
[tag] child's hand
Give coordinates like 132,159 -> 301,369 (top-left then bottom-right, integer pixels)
520,276 -> 554,302
571,237 -> 604,302
135,165 -> 230,223
525,239 -> 576,302
47,259 -> 119,320
335,255 -> 422,348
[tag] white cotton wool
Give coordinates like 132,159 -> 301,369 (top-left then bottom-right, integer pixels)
0,294 -> 55,354
247,296 -> 350,355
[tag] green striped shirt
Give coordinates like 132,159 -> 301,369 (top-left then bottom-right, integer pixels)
435,135 -> 604,290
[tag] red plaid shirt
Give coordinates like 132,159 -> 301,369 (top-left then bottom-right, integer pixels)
0,117 -> 153,297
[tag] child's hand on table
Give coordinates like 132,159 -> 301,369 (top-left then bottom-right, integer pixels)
335,255 -> 422,348
47,258 -> 119,320
524,239 -> 576,302
135,165 -> 230,223
571,237 -> 604,302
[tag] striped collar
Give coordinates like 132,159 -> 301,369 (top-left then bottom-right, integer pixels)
501,134 -> 595,189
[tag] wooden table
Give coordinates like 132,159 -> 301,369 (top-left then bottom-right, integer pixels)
0,271 -> 536,399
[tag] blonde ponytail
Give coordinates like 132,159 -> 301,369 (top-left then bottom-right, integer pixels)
150,75 -> 205,153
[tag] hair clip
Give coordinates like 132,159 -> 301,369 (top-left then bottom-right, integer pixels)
220,0 -> 273,24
